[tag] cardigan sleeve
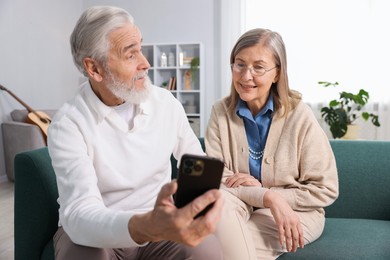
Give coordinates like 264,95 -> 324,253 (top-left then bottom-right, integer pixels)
205,103 -> 235,181
262,102 -> 339,211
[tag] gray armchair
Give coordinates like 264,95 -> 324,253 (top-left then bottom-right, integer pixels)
1,109 -> 57,181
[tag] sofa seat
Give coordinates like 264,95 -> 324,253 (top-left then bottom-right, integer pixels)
280,218 -> 390,259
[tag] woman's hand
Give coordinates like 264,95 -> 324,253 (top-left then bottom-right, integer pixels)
225,172 -> 262,188
263,190 -> 305,252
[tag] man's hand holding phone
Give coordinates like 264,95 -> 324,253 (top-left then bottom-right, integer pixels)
174,154 -> 224,218
129,179 -> 223,247
129,154 -> 224,246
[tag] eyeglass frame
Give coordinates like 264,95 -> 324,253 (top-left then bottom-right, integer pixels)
230,62 -> 278,77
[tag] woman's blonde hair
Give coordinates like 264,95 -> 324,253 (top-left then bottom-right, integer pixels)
226,28 -> 301,117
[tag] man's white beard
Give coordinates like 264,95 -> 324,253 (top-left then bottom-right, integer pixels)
105,68 -> 152,104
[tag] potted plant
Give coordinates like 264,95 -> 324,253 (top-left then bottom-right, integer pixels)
319,81 -> 380,139
190,57 -> 200,83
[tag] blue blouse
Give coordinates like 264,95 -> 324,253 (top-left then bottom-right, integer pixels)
236,95 -> 274,180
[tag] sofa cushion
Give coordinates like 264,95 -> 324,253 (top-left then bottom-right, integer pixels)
279,218 -> 390,259
327,140 -> 390,220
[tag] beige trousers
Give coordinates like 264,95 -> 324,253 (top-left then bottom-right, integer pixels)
216,190 -> 325,260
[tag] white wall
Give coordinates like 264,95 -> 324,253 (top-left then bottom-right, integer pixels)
0,0 -> 222,180
245,0 -> 390,103
0,0 -> 83,181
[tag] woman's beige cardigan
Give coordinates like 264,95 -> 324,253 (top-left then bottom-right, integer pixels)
205,98 -> 339,213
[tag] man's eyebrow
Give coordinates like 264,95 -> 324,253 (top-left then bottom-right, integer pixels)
123,43 -> 137,53
123,38 -> 144,53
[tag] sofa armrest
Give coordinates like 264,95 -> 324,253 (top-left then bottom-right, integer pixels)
2,121 -> 47,181
14,147 -> 58,260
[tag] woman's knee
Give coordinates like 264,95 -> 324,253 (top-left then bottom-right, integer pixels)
189,235 -> 223,260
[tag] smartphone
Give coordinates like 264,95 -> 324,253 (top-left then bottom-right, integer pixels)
174,154 -> 224,218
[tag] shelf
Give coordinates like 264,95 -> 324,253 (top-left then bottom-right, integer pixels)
143,43 -> 203,136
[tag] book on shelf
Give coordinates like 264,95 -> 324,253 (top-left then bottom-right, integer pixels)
171,77 -> 176,90
167,76 -> 176,91
167,77 -> 172,90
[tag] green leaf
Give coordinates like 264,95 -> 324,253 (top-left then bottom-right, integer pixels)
319,81 -> 339,88
362,112 -> 369,120
329,100 -> 339,107
318,81 -> 380,136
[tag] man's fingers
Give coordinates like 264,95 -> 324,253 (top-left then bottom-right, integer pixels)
185,189 -> 221,219
156,180 -> 177,206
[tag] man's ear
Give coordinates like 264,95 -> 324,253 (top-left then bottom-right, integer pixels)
83,58 -> 104,82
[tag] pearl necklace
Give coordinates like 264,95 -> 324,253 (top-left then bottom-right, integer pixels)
249,146 -> 264,160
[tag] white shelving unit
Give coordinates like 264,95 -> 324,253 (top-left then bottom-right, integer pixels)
142,43 -> 204,137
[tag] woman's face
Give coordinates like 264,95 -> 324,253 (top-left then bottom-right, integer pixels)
232,43 -> 278,114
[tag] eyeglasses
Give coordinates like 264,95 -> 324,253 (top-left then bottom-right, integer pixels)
231,63 -> 278,77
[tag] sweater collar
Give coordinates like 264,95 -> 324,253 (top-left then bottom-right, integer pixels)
83,81 -> 152,124
236,94 -> 274,120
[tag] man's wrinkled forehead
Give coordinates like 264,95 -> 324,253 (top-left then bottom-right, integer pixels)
109,24 -> 142,55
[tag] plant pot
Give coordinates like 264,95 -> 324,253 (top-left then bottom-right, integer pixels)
342,124 -> 359,140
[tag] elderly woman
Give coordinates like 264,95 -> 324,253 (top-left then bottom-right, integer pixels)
205,28 -> 339,259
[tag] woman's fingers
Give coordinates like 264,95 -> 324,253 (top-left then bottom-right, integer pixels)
225,173 -> 261,187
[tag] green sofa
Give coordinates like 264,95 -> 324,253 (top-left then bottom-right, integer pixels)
14,140 -> 390,260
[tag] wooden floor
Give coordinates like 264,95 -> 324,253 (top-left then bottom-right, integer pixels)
0,180 -> 14,260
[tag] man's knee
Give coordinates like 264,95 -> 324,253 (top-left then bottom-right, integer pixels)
54,227 -> 116,260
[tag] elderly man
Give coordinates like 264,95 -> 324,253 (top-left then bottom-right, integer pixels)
47,5 -> 223,260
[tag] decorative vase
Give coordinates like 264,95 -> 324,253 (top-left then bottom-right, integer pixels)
342,124 -> 359,140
